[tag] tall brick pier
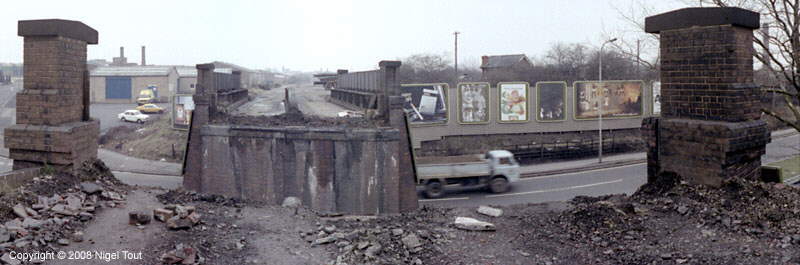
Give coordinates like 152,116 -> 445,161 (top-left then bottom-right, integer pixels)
4,19 -> 99,171
642,7 -> 770,186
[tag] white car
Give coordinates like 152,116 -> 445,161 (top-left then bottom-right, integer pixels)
118,110 -> 149,124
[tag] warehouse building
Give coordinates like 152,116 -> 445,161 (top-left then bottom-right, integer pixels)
89,66 -> 178,103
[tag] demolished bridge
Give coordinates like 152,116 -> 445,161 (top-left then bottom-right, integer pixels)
183,61 -> 418,215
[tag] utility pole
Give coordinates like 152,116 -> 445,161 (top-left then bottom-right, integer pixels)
454,31 -> 460,78
636,39 -> 640,78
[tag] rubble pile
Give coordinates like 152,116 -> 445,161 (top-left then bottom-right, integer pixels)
160,243 -> 203,264
225,113 -> 378,128
156,190 -> 243,207
517,172 -> 800,264
147,191 -> 254,264
0,160 -> 126,259
311,207 -> 456,265
152,205 -> 202,230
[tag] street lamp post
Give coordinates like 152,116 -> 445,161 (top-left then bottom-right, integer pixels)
598,38 -> 617,163
454,31 -> 460,79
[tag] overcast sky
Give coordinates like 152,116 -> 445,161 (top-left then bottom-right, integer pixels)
0,0 -> 688,72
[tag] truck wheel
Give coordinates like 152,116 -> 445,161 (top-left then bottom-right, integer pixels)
489,177 -> 510,194
424,180 -> 445,199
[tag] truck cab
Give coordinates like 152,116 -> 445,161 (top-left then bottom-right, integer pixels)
137,85 -> 158,105
416,150 -> 521,198
485,150 -> 521,183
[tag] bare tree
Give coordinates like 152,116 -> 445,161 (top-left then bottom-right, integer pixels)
396,53 -> 455,84
702,0 -> 800,132
610,0 -> 800,132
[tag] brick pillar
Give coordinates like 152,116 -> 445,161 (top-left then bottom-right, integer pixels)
183,64 -> 215,191
644,7 -> 770,186
4,19 -> 100,171
388,95 -> 419,212
377,60 -> 401,121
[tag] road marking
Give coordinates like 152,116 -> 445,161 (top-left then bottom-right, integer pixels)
419,196 -> 469,202
486,178 -> 624,198
520,163 -> 644,181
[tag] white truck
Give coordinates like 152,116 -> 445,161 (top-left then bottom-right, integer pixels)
416,150 -> 521,198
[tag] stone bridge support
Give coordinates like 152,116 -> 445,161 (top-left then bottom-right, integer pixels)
183,60 -> 418,215
4,19 -> 99,171
642,7 -> 770,186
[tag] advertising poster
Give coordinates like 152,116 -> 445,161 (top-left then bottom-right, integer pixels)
574,81 -> 642,119
536,82 -> 566,121
652,81 -> 661,115
499,83 -> 529,122
172,95 -> 195,129
458,82 -> 490,124
400,83 -> 448,124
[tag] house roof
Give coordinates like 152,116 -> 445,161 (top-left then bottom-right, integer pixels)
91,66 -> 175,77
480,54 -> 530,69
175,66 -> 197,78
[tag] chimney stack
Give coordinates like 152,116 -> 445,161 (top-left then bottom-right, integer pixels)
141,46 -> 146,66
120,46 -> 124,58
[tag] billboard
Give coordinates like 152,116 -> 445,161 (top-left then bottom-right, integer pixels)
173,95 -> 195,129
400,83 -> 448,125
652,81 -> 661,115
574,81 -> 643,120
498,82 -> 529,122
536,82 -> 567,121
458,82 -> 490,124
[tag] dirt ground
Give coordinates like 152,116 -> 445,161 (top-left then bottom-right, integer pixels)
99,111 -> 187,163
7,165 -> 800,264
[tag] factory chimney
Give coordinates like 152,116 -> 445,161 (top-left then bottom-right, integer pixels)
120,46 -> 124,58
141,46 -> 146,66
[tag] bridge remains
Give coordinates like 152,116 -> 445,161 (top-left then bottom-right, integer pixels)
183,61 -> 417,215
4,19 -> 99,171
642,7 -> 770,186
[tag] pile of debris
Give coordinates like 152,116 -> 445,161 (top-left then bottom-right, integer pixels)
160,243 -> 203,264
306,207 -> 458,265
154,205 -> 202,230
516,171 -> 800,264
225,113 -> 378,128
0,160 -> 126,261
156,190 -> 243,207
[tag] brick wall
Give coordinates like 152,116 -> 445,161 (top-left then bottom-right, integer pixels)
4,19 -> 99,171
643,7 -> 769,186
659,25 -> 761,122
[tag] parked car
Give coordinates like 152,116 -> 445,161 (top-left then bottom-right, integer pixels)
416,150 -> 521,198
136,103 -> 164,114
118,110 -> 149,124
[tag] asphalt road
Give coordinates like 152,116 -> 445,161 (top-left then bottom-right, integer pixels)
0,81 -> 21,129
422,133 -> 800,207
90,103 -> 144,134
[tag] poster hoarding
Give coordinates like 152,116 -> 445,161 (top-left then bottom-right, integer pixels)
536,82 -> 567,121
498,82 -> 529,122
400,83 -> 448,125
458,82 -> 490,124
173,95 -> 195,129
574,81 -> 643,120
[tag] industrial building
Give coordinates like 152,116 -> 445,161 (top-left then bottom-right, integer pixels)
89,66 -> 178,103
176,66 -> 197,94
